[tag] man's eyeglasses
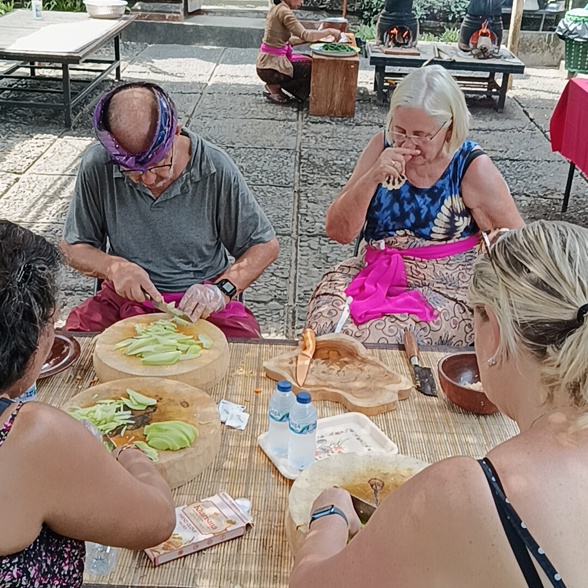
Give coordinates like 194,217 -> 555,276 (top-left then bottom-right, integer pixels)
391,120 -> 450,146
120,142 -> 175,180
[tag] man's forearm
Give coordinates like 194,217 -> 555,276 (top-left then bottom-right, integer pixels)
60,240 -> 114,280
217,238 -> 279,293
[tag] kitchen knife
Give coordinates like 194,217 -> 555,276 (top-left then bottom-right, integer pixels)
145,293 -> 194,324
296,328 -> 316,386
403,330 -> 437,397
349,492 -> 377,525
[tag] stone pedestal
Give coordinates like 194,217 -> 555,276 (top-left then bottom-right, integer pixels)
131,0 -> 199,22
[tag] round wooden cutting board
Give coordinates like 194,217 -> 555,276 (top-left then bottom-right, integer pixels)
286,452 -> 430,555
93,314 -> 229,390
63,377 -> 221,490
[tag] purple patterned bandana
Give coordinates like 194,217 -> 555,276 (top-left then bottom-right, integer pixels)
93,82 -> 178,173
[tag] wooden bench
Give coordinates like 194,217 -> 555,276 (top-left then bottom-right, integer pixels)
0,10 -> 136,127
367,41 -> 525,112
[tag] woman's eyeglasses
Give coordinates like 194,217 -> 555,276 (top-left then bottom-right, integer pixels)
391,120 -> 450,146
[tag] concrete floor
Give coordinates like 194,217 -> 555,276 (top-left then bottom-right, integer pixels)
0,44 -> 586,337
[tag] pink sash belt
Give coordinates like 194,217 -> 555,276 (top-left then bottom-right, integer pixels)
260,42 -> 311,62
345,235 -> 479,325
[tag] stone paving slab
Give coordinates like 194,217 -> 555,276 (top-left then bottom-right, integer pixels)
499,160 -> 585,200
469,129 -> 560,162
189,117 -> 298,150
251,185 -> 294,236
28,138 -> 93,176
300,122 -> 381,152
298,180 -> 341,237
226,146 -> 295,187
196,91 -> 299,121
0,171 -> 19,197
1,174 -> 76,225
0,133 -> 57,174
300,147 -> 357,186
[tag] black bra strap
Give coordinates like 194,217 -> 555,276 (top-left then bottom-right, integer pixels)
480,459 -> 545,588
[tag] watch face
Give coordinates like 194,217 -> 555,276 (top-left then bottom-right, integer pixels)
216,280 -> 237,298
312,505 -> 334,517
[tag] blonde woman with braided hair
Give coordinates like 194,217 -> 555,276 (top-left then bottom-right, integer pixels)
291,220 -> 588,588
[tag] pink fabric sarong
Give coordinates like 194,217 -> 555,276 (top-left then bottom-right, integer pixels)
64,281 -> 261,338
345,235 -> 480,325
259,42 -> 312,62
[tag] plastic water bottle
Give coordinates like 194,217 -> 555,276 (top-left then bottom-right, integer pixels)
287,391 -> 317,471
31,0 -> 42,20
79,421 -> 119,576
85,542 -> 119,576
267,380 -> 296,457
15,383 -> 37,402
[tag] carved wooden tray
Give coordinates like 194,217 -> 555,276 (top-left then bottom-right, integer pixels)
264,333 -> 413,416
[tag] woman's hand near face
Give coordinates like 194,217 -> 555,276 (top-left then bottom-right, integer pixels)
370,146 -> 421,185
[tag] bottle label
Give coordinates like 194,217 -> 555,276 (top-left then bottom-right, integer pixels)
269,408 -> 289,423
289,420 -> 317,435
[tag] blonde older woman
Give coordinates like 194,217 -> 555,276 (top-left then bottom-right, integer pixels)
305,65 -> 524,345
292,220 -> 588,588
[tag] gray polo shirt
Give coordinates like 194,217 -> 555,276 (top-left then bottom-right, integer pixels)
63,129 -> 275,292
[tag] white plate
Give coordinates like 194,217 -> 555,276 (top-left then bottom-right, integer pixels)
309,43 -> 361,58
258,412 -> 398,480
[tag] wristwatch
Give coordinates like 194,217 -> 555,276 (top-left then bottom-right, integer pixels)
309,505 -> 349,529
215,279 -> 238,301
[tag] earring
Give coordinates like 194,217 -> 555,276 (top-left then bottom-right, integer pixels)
487,357 -> 497,367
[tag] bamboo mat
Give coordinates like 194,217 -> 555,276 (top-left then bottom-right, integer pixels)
37,339 -> 519,588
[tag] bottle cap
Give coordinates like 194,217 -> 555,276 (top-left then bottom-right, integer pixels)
277,380 -> 292,392
296,391 -> 311,404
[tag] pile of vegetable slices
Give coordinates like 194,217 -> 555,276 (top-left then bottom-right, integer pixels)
114,319 -> 213,366
69,388 -> 199,461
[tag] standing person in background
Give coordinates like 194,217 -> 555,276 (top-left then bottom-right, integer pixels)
256,0 -> 341,104
0,220 -> 175,588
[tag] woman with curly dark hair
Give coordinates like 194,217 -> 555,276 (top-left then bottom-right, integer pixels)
0,220 -> 175,588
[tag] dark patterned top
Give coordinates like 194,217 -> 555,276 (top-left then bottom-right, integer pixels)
0,402 -> 85,588
364,139 -> 481,243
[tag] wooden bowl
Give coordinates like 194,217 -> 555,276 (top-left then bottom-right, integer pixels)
437,352 -> 499,415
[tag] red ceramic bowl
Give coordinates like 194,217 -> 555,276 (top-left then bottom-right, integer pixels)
437,352 -> 499,415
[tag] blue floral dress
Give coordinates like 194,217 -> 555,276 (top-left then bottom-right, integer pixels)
0,402 -> 86,587
306,139 -> 482,346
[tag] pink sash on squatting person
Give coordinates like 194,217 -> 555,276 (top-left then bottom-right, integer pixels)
64,282 -> 261,338
345,234 -> 480,325
259,43 -> 312,62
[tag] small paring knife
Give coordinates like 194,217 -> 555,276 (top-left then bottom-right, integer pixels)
296,329 -> 316,386
403,330 -> 437,397
145,293 -> 194,324
349,492 -> 377,525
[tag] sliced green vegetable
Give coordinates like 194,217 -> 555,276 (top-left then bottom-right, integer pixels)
115,318 -> 213,365
141,351 -> 182,366
144,420 -> 198,451
198,333 -> 213,349
134,441 -> 159,462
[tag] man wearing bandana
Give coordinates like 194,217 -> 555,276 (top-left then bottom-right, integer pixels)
60,82 -> 279,338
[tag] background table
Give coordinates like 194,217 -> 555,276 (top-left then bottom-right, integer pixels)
550,78 -> 588,212
367,41 -> 525,112
38,337 -> 518,588
0,10 -> 135,127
